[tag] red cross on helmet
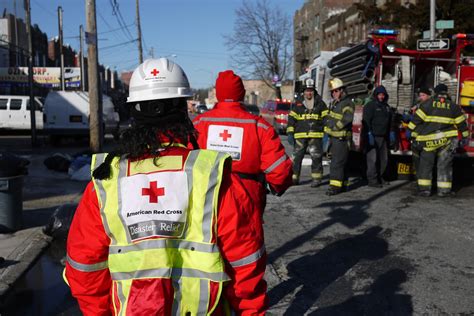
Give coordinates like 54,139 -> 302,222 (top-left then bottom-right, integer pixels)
127,58 -> 193,103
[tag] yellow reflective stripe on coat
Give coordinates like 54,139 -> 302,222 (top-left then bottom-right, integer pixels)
324,126 -> 349,137
91,150 -> 230,315
321,110 -> 329,117
287,126 -> 295,133
454,115 -> 466,125
293,113 -> 322,120
408,122 -> 416,130
416,109 -> 456,124
294,132 -> 324,139
415,130 -> 458,141
329,112 -> 343,120
462,130 -> 469,138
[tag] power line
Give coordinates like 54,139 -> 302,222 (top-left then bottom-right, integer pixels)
101,38 -> 137,50
109,0 -> 134,41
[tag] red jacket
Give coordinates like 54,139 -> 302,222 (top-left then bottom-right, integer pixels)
193,102 -> 292,211
65,146 -> 267,315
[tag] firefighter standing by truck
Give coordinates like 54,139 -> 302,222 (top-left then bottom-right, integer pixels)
287,78 -> 328,187
65,59 -> 268,315
408,83 -> 469,197
193,70 -> 292,213
324,78 -> 355,196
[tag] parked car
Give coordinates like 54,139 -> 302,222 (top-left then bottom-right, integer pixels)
0,95 -> 44,131
260,99 -> 293,134
195,104 -> 208,114
244,104 -> 260,116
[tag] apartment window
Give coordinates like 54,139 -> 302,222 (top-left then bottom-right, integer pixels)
315,39 -> 320,55
314,14 -> 320,30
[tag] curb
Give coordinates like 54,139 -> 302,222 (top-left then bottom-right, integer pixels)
0,227 -> 52,298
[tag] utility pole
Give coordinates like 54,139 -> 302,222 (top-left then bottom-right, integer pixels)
430,0 -> 436,40
149,46 -> 154,59
58,6 -> 65,90
79,25 -> 85,91
86,0 -> 103,152
25,0 -> 37,146
136,0 -> 143,64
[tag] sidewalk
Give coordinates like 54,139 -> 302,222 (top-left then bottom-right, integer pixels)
0,150 -> 87,298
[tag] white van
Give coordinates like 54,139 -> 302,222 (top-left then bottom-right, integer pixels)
0,95 -> 44,131
43,91 -> 119,139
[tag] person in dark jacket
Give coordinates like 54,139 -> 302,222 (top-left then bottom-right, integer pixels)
363,85 -> 393,187
287,78 -> 328,187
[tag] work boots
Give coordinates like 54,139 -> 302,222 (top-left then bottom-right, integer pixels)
311,179 -> 322,188
326,186 -> 342,196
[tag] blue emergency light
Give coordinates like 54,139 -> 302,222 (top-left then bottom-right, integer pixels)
371,29 -> 399,36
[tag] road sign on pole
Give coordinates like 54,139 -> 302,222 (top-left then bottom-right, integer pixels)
436,20 -> 454,30
417,39 -> 450,51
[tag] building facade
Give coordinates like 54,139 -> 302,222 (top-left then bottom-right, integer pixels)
293,0 -> 355,79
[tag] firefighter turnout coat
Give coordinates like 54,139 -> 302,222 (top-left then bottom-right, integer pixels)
286,95 -> 328,139
324,96 -> 355,139
408,97 -> 469,150
65,145 -> 268,315
193,102 -> 293,211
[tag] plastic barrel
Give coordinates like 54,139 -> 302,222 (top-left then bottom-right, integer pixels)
0,175 -> 24,233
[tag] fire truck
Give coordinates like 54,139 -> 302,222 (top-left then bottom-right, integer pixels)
299,31 -> 474,178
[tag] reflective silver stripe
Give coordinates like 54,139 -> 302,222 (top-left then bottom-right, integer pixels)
117,281 -> 127,316
229,245 -> 265,268
130,82 -> 186,92
118,158 -> 132,243
184,150 -> 199,239
172,278 -> 182,315
111,268 -> 230,282
198,279 -> 209,314
66,254 -> 108,272
202,152 -> 225,242
94,154 -> 117,245
109,239 -> 220,254
195,117 -> 257,124
264,155 -> 287,174
257,123 -> 269,130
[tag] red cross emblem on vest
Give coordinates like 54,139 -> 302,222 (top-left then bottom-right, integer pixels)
219,129 -> 232,142
150,68 -> 159,76
142,181 -> 165,203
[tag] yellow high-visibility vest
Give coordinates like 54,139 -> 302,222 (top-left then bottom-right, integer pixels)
90,149 -> 231,315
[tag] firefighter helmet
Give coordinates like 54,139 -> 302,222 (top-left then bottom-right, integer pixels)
127,58 -> 193,103
328,78 -> 344,91
304,78 -> 315,90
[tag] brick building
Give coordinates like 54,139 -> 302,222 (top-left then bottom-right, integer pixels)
323,5 -> 368,51
293,0 -> 354,79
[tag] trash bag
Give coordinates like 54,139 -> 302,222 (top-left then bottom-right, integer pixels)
68,155 -> 92,176
0,152 -> 29,177
43,203 -> 77,239
43,153 -> 72,172
70,164 -> 91,181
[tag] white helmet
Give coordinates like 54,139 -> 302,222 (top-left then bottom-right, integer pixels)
127,58 -> 193,103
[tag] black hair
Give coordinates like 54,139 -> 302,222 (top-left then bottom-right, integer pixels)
92,97 -> 198,180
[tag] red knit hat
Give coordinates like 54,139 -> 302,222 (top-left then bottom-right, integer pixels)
216,70 -> 245,102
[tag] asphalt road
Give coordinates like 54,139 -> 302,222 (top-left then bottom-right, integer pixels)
265,136 -> 474,315
2,134 -> 474,315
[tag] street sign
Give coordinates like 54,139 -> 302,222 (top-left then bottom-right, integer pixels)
417,39 -> 450,51
436,20 -> 454,30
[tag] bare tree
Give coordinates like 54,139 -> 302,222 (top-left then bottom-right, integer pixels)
224,0 -> 292,99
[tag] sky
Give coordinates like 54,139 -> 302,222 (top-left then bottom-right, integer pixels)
19,0 -> 304,88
